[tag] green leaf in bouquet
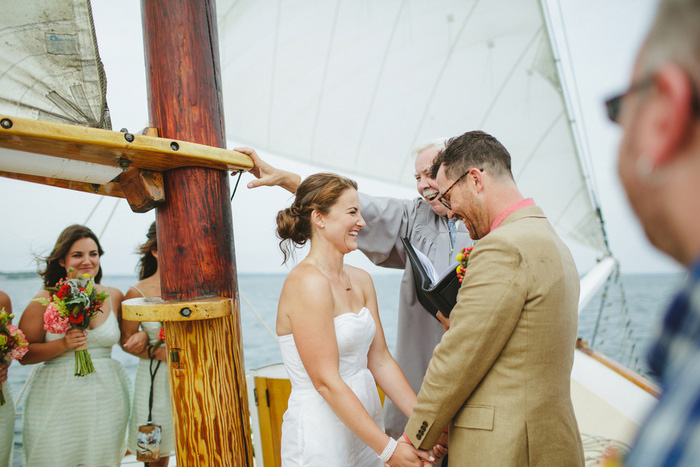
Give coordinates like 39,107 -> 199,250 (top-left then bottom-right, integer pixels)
55,300 -> 69,317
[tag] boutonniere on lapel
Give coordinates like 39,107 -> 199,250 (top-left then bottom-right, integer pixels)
455,245 -> 474,283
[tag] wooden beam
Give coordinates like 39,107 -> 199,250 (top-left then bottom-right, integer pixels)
118,167 -> 165,213
122,296 -> 232,322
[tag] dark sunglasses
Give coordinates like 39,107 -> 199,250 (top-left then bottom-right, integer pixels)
437,168 -> 483,210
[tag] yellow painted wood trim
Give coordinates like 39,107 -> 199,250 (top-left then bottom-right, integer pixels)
0,114 -> 253,173
253,372 -> 386,464
122,296 -> 232,322
254,378 -> 278,467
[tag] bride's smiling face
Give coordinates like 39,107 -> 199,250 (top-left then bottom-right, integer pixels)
317,188 -> 366,253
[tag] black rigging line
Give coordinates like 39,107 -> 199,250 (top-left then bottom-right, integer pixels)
230,171 -> 243,201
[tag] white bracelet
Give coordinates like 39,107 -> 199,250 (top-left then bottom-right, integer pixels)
378,437 -> 398,462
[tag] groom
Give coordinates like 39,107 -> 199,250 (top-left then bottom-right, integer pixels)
403,131 -> 584,465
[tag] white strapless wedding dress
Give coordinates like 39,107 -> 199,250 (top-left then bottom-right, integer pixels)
279,307 -> 384,466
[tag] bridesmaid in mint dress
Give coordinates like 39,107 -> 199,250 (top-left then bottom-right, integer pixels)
0,290 -> 15,466
18,225 -> 130,466
121,222 -> 173,466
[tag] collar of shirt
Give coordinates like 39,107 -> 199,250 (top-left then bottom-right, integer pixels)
489,198 -> 535,232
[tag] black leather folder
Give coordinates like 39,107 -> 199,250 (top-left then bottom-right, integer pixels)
401,237 -> 461,320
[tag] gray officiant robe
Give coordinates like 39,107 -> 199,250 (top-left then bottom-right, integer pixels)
357,193 -> 472,438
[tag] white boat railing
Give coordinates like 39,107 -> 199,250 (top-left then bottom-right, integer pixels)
579,255 -> 618,313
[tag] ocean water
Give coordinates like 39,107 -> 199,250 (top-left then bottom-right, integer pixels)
0,271 -> 686,465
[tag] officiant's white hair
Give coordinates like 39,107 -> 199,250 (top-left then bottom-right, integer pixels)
410,138 -> 450,160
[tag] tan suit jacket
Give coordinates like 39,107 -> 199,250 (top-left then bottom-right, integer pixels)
405,206 -> 584,466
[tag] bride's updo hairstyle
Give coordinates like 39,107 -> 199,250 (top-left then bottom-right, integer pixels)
277,173 -> 358,263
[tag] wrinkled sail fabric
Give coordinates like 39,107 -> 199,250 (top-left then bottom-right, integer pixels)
0,0 -> 110,129
217,0 -> 607,252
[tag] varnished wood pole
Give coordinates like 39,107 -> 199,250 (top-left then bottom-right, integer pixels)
141,1 -> 253,465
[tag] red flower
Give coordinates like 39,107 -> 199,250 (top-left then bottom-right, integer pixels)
56,284 -> 71,299
68,312 -> 84,324
158,326 -> 165,342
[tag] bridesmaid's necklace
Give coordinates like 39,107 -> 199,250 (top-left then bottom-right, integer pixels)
314,261 -> 352,291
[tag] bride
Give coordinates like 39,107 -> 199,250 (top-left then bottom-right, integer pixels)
275,173 -> 440,466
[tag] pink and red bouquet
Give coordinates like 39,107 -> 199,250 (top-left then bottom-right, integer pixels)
0,307 -> 28,405
34,273 -> 109,377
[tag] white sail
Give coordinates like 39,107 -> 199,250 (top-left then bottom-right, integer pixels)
217,0 -> 607,253
0,0 -> 110,129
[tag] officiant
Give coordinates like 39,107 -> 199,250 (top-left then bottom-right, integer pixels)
240,139 -> 473,439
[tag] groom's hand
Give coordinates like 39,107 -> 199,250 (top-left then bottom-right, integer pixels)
436,311 -> 450,332
428,431 -> 448,464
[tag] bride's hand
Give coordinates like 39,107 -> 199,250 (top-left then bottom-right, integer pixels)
386,441 -> 436,466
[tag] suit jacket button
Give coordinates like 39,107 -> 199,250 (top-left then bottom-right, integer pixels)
422,421 -> 428,427
416,433 -> 423,440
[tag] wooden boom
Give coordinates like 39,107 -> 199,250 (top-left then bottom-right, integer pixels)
0,114 -> 252,204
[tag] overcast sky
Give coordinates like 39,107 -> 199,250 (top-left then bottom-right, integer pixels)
0,0 -> 678,276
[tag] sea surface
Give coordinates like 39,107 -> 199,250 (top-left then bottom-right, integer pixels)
0,271 -> 686,465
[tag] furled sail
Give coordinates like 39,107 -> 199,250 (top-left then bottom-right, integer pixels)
0,0 -> 110,129
217,0 -> 608,253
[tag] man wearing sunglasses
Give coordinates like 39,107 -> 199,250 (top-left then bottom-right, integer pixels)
402,130 -> 584,465
239,140 -> 473,442
612,0 -> 700,465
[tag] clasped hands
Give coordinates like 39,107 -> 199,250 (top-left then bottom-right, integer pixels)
385,432 -> 448,467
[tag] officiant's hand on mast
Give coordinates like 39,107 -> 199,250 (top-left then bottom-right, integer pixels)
236,147 -> 301,194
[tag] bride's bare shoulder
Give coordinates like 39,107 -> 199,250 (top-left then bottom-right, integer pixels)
345,265 -> 372,286
284,262 -> 329,290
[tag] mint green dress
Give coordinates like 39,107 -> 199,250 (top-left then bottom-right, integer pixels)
126,319 -> 175,457
22,311 -> 131,466
0,381 -> 14,466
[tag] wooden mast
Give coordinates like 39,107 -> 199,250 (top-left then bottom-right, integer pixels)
141,0 -> 253,464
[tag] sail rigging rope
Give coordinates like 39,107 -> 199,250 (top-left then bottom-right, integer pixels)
98,198 -> 121,239
230,171 -> 243,201
83,196 -> 104,225
584,262 -> 641,376
240,290 -> 278,343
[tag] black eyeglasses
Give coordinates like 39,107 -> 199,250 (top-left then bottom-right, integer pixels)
605,74 -> 700,123
604,75 -> 655,123
437,168 -> 483,210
